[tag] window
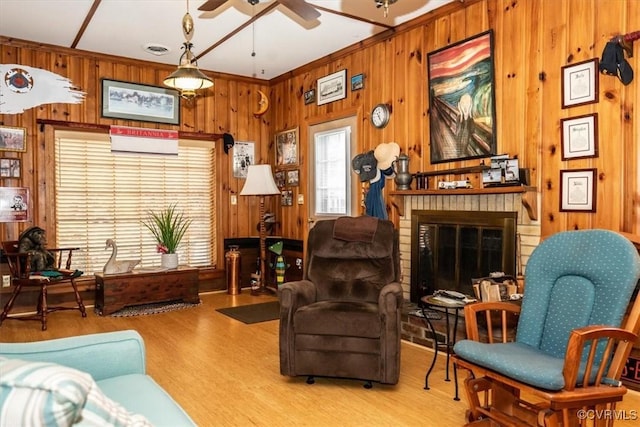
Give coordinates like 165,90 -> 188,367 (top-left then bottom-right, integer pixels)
313,126 -> 351,216
54,131 -> 215,274
308,115 -> 358,224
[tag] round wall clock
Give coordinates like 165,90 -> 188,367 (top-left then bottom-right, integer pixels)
371,103 -> 391,129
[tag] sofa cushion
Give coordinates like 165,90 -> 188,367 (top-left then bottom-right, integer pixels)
97,374 -> 195,427
0,357 -> 91,427
0,357 -> 152,427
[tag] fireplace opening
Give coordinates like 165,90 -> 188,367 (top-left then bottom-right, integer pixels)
410,210 -> 517,303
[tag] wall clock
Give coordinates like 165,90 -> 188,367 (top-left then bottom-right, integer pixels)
371,103 -> 391,128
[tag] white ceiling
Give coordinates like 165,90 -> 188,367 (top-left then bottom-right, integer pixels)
0,0 -> 457,80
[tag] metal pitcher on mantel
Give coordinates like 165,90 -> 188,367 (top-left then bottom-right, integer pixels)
393,153 -> 413,190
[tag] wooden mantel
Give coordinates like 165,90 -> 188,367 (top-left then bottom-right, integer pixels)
389,186 -> 538,220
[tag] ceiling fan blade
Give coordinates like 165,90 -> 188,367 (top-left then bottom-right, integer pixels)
198,0 -> 228,12
278,0 -> 321,21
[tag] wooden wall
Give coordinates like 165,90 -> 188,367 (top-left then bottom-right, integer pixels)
270,0 -> 640,241
1,0 -> 639,270
0,38 -> 273,268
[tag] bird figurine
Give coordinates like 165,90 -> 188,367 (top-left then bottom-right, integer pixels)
268,240 -> 289,288
103,239 -> 140,274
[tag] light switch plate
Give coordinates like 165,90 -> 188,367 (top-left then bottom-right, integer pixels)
231,195 -> 237,205
297,194 -> 304,205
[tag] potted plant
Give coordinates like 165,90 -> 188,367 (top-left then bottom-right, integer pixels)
142,203 -> 192,268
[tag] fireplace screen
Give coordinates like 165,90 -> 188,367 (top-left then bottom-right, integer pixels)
411,210 -> 517,302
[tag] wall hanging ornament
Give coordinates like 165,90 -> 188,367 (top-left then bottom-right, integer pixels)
0,64 -> 85,114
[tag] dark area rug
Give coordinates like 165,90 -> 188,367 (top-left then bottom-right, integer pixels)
216,301 -> 280,324
109,300 -> 201,317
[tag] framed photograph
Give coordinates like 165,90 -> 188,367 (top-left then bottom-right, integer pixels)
0,158 -> 20,178
101,79 -> 180,125
304,89 -> 316,105
0,186 -> 30,222
560,168 -> 597,212
427,30 -> 497,164
274,170 -> 286,188
286,169 -> 299,186
317,69 -> 347,105
561,113 -> 599,160
0,126 -> 27,152
351,73 -> 364,91
232,141 -> 255,178
275,127 -> 298,166
561,59 -> 599,109
281,190 -> 293,206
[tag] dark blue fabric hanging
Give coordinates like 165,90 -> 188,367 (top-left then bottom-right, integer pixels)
365,174 -> 387,219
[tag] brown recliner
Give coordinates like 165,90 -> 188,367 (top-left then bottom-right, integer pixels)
279,216 -> 403,387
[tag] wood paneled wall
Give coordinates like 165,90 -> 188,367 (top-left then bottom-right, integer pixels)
0,38 -> 272,267
270,0 -> 640,240
1,0 -> 639,270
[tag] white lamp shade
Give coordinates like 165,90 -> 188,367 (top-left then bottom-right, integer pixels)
240,165 -> 280,196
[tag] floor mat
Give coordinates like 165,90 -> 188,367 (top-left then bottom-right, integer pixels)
216,301 -> 280,324
109,300 -> 201,317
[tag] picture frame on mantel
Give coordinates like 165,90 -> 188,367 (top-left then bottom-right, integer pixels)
561,59 -> 599,109
560,168 -> 597,212
427,30 -> 497,164
561,113 -> 598,160
101,79 -> 180,125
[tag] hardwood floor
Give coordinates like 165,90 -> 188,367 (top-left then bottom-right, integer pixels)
1,292 -> 639,426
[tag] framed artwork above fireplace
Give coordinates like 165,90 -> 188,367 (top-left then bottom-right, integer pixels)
427,30 -> 498,164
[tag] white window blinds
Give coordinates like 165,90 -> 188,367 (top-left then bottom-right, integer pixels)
54,130 -> 215,274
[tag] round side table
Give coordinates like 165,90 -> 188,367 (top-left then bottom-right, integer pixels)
420,294 -> 468,401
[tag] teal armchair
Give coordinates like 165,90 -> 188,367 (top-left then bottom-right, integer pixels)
453,229 -> 640,426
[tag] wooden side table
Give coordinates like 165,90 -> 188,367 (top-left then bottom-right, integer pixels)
95,266 -> 199,316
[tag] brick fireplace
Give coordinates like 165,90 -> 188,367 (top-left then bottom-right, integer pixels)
396,191 -> 541,346
410,209 -> 517,303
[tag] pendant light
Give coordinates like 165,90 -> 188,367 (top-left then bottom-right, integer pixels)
164,0 -> 214,100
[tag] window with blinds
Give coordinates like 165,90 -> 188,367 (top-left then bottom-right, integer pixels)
313,126 -> 351,216
55,130 -> 215,274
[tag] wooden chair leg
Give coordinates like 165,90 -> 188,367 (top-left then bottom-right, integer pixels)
0,283 -> 23,325
69,278 -> 87,317
40,284 -> 48,331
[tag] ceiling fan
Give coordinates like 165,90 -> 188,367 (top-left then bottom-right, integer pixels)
198,0 -> 321,21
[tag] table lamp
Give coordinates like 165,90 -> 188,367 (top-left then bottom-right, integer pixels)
240,164 -> 280,295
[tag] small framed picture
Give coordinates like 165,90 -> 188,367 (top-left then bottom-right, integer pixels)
0,186 -> 30,222
0,158 -> 21,178
351,73 -> 364,91
286,169 -> 299,186
281,190 -> 293,206
275,128 -> 298,166
232,141 -> 255,178
0,126 -> 27,152
304,89 -> 316,105
561,59 -> 599,109
560,168 -> 597,212
561,113 -> 598,160
274,170 -> 286,188
317,69 -> 347,106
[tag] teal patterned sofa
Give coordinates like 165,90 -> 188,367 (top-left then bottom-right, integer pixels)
0,330 -> 195,426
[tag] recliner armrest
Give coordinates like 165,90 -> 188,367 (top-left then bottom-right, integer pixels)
0,330 -> 146,381
378,282 -> 403,314
279,280 -> 317,312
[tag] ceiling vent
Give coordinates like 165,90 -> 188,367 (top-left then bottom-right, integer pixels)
143,43 -> 171,56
